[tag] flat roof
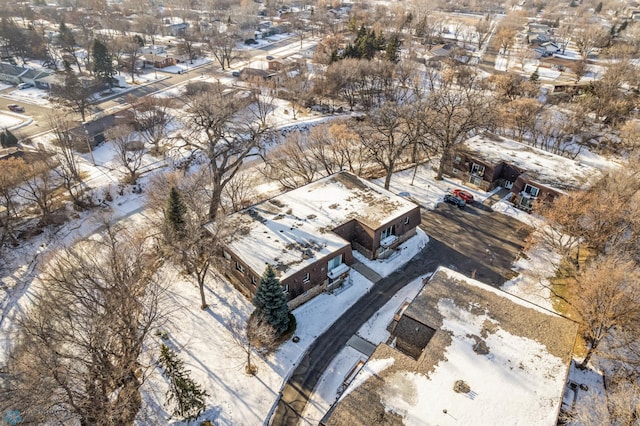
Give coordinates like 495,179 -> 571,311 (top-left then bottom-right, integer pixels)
462,133 -> 600,191
219,172 -> 418,280
325,267 -> 578,425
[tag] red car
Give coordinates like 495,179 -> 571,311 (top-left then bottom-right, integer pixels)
7,104 -> 24,112
453,189 -> 474,203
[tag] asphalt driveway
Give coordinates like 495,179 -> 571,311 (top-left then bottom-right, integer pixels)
421,201 -> 532,286
270,204 -> 532,425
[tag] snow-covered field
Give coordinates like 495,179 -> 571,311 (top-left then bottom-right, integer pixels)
0,112 -> 27,130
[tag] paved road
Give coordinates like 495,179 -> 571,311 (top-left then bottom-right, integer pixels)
270,204 -> 531,425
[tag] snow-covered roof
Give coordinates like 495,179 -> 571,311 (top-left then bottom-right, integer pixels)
325,267 -> 578,426
221,172 -> 418,280
461,133 -> 600,191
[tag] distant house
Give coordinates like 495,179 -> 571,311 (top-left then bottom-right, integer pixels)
21,68 -> 55,89
212,172 -> 421,308
535,41 -> 560,57
527,23 -> 553,44
239,67 -> 275,81
448,133 -> 599,211
163,17 -> 189,36
69,114 -> 117,147
0,63 -> 28,85
321,267 -> 578,425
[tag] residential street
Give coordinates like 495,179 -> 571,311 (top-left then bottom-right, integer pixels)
270,205 -> 531,425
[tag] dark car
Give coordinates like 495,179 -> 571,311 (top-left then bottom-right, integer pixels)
266,55 -> 274,60
231,71 -> 240,77
7,104 -> 24,112
443,194 -> 466,208
453,189 -> 474,203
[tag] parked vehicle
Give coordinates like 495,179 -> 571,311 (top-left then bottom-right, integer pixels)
443,194 -> 466,208
266,55 -> 274,60
7,104 -> 24,112
231,71 -> 240,77
17,82 -> 34,90
453,189 -> 474,203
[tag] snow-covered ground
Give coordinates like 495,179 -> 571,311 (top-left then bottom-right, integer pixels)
0,112 -> 28,130
4,87 -> 51,106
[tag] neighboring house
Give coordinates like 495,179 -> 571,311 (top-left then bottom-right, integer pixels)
163,17 -> 189,36
321,267 -> 578,425
0,63 -> 28,84
69,114 -> 117,147
535,41 -> 560,57
20,68 -> 55,89
239,67 -> 275,81
448,133 -> 599,211
213,172 -> 421,308
527,23 -> 553,44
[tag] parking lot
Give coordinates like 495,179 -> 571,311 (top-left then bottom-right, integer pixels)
420,200 -> 532,286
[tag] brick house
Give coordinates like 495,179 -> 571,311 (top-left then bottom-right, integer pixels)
447,133 -> 599,211
212,172 -> 421,308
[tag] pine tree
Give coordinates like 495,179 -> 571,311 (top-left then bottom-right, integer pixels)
0,129 -> 18,148
253,265 -> 290,335
165,187 -> 187,236
384,33 -> 401,63
594,1 -> 602,13
530,68 -> 540,83
92,38 -> 115,89
157,344 -> 208,421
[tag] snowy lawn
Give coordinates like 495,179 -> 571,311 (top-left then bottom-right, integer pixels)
374,162 -> 494,211
0,112 -> 27,129
142,269 -> 375,425
5,87 -> 51,106
352,228 -> 429,278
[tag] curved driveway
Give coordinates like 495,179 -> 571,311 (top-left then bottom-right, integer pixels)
270,204 -> 530,425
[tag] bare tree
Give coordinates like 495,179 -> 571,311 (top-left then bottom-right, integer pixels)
180,85 -> 271,221
262,131 -> 319,189
355,102 -> 412,189
14,155 -> 57,223
572,253 -> 640,369
222,171 -> 259,213
230,314 -> 278,376
0,157 -> 25,248
206,30 -> 243,70
124,96 -> 176,154
0,224 -> 165,424
107,125 -> 146,185
307,121 -> 367,176
424,82 -> 492,180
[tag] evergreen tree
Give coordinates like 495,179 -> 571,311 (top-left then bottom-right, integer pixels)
54,60 -> 92,121
594,1 -> 602,13
384,33 -> 401,63
253,265 -> 290,335
0,129 -> 18,148
157,344 -> 208,422
530,68 -> 540,83
619,20 -> 628,32
92,38 -> 115,89
165,187 -> 187,236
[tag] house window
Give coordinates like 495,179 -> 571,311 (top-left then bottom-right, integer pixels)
235,262 -> 244,273
524,184 -> 539,197
303,273 -> 310,283
520,197 -> 534,210
251,275 -> 257,286
381,225 -> 395,240
283,284 -> 289,294
471,163 -> 485,176
469,175 -> 483,186
328,254 -> 343,271
454,155 -> 461,164
404,217 -> 410,225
